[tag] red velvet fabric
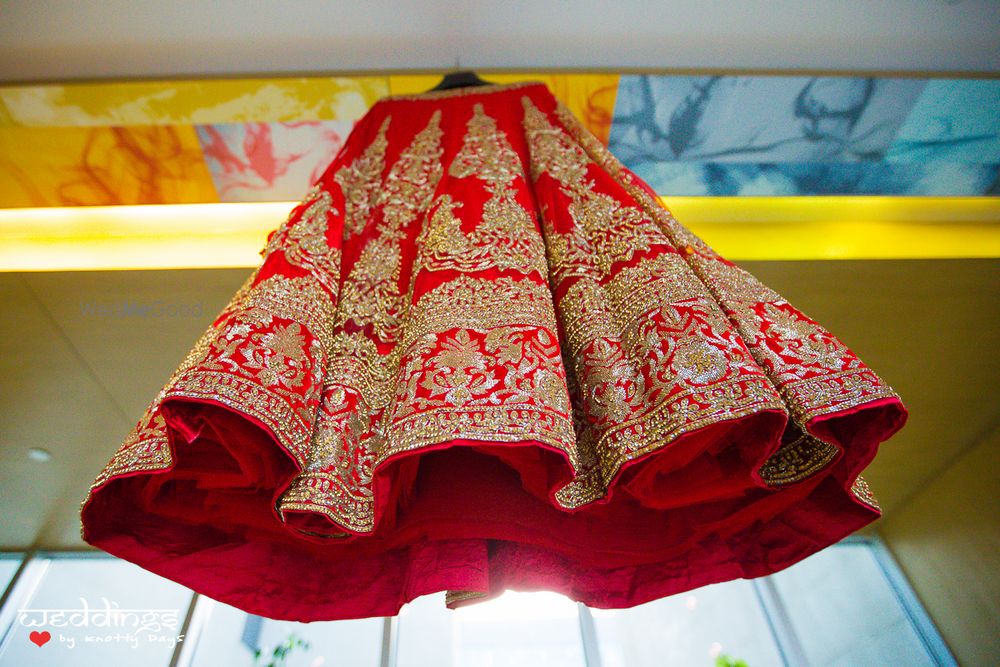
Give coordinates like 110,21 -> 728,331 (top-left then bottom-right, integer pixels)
80,81 -> 907,621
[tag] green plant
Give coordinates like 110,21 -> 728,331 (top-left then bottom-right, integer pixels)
252,632 -> 311,667
715,654 -> 750,667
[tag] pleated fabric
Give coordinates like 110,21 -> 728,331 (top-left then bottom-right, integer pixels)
80,81 -> 906,621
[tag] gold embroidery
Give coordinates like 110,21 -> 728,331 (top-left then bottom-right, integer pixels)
521,96 -> 664,279
417,104 -> 547,277
279,384 -> 375,533
381,111 -> 445,228
552,355 -> 605,508
87,409 -> 172,494
757,430 -> 841,486
445,590 -> 490,606
522,97 -> 787,506
450,104 -> 523,184
220,274 -> 335,359
699,261 -> 900,426
83,266 -> 334,517
850,475 -> 881,511
380,322 -> 575,466
335,116 -> 391,238
384,272 -> 570,466
405,274 -> 558,345
337,111 -> 444,344
164,274 -> 333,466
278,270 -> 579,531
330,273 -> 563,416
263,185 -> 342,296
558,253 -> 712,355
550,95 -> 901,440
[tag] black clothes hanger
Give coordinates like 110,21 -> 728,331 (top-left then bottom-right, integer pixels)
426,70 -> 493,92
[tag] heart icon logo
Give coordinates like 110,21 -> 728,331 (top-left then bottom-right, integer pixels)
29,630 -> 51,647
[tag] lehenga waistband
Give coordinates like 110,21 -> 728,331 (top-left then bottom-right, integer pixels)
377,80 -> 547,103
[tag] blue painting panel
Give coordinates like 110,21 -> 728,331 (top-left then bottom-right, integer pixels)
610,75 -> 925,166
887,79 -> 1000,163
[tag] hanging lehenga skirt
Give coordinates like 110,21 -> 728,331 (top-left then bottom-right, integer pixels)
80,81 -> 907,621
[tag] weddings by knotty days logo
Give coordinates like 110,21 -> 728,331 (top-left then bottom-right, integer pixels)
17,597 -> 185,650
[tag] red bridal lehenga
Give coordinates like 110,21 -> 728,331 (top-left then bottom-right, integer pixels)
80,81 -> 907,621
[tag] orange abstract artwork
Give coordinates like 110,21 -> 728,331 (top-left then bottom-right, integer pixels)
0,125 -> 217,207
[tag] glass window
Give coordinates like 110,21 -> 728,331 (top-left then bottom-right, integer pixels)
0,555 -> 22,597
768,542 -> 939,667
0,555 -> 193,667
590,579 -> 784,667
0,541 -> 952,667
396,591 -> 586,667
189,599 -> 383,667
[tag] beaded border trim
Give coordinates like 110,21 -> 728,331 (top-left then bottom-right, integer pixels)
379,80 -> 546,102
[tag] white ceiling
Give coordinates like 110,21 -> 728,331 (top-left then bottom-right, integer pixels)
1,0 -> 998,83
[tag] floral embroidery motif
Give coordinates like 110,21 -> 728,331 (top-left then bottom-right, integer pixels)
85,408 -> 172,500
337,111 -> 444,344
381,308 -> 575,466
335,116 -> 391,239
521,96 -> 664,280
417,104 -> 547,277
82,269 -> 334,520
279,271 -> 577,531
164,274 -> 333,466
263,185 -> 342,296
279,383 -> 375,533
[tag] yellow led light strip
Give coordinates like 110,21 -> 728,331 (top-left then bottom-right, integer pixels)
0,202 -> 288,272
665,196 -> 1000,261
0,197 -> 997,271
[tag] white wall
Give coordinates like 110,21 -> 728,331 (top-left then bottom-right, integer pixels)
878,421 -> 1000,667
